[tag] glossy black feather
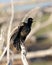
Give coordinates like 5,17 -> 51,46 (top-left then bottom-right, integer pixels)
10,18 -> 33,50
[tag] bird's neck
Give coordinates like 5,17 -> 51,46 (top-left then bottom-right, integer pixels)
27,22 -> 32,28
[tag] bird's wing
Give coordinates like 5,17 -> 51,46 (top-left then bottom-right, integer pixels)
10,22 -> 24,43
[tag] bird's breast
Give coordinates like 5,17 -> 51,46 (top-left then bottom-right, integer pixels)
20,27 -> 30,37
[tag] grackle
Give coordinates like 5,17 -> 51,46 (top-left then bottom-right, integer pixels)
10,18 -> 33,50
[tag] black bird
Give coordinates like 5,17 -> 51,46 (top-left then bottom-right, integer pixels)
10,18 -> 33,50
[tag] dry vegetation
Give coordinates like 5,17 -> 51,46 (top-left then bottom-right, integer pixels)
0,5 -> 52,65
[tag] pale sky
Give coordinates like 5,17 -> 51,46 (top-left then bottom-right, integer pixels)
0,0 -> 32,3
0,0 -> 10,3
0,0 -> 52,11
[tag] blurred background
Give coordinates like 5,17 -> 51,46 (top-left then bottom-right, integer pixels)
0,0 -> 52,65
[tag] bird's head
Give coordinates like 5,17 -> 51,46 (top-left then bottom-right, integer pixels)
27,18 -> 33,27
23,17 -> 35,27
28,18 -> 33,23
